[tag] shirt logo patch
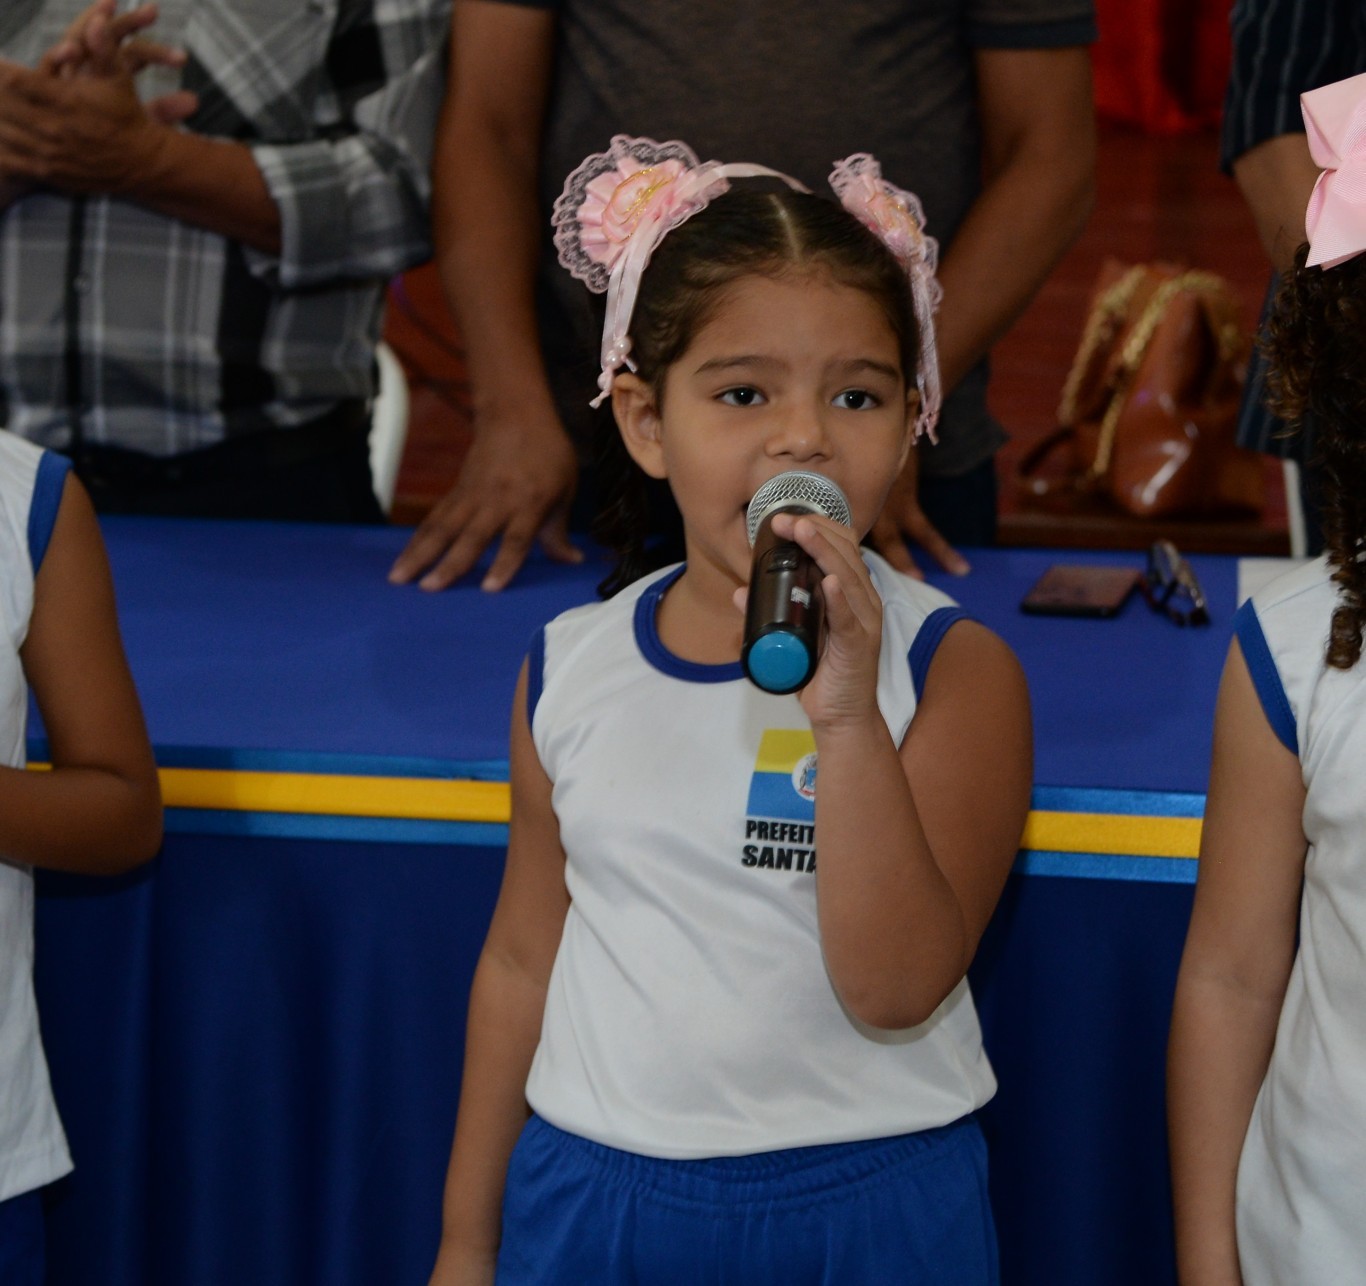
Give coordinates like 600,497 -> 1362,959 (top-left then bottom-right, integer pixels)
741,729 -> 817,873
745,728 -> 817,820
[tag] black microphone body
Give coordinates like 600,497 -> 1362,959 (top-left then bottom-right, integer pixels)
741,472 -> 852,695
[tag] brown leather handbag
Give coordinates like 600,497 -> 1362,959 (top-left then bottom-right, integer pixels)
1017,260 -> 1263,519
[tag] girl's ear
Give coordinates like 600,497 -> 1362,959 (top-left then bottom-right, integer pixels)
612,372 -> 668,480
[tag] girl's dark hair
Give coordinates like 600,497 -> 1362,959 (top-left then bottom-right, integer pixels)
592,188 -> 920,596
1264,245 -> 1366,669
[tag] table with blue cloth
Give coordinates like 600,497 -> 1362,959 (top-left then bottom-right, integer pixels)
34,519 -> 1239,1286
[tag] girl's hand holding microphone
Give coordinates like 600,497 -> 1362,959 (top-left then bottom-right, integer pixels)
735,507 -> 885,728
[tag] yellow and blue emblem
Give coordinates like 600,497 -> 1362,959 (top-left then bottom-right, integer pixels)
745,729 -> 818,822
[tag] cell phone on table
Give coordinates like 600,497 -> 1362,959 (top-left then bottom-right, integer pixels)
1019,564 -> 1141,618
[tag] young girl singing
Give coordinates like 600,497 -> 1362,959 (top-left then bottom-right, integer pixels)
1168,72 -> 1366,1286
430,136 -> 1032,1285
0,435 -> 162,1285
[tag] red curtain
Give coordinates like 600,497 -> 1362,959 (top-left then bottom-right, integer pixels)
1092,0 -> 1233,133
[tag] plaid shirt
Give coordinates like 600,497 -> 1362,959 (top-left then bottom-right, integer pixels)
0,0 -> 447,455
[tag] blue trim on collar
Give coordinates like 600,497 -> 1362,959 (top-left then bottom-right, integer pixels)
633,567 -> 744,684
1234,600 -> 1298,754
908,606 -> 972,701
28,451 -> 71,576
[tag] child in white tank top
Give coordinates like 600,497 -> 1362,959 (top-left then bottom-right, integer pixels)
0,433 -> 161,1285
1169,71 -> 1366,1286
430,137 -> 1032,1285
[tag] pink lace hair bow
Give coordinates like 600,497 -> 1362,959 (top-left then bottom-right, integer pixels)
552,136 -> 808,406
829,154 -> 943,441
1302,71 -> 1366,269
553,136 -> 944,441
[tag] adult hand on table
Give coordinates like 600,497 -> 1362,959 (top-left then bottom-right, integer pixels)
865,445 -> 971,580
389,407 -> 582,593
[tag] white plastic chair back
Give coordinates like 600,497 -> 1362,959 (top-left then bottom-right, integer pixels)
370,342 -> 409,515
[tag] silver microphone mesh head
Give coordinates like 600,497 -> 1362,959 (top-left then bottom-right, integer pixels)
746,471 -> 852,546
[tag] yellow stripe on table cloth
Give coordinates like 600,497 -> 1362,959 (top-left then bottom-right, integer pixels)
34,761 -> 1205,864
158,768 -> 512,824
1022,810 -> 1201,860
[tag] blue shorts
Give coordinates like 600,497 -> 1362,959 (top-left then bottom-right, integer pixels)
496,1114 -> 998,1285
0,1189 -> 45,1286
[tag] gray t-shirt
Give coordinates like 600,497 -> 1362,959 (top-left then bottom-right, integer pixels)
512,0 -> 1095,476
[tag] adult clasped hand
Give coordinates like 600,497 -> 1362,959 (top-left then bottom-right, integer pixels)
0,0 -> 197,203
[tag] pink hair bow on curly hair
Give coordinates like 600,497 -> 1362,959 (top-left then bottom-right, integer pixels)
553,136 -> 809,406
1302,71 -> 1366,269
829,154 -> 943,441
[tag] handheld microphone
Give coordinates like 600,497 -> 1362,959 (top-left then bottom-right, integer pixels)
741,471 -> 852,694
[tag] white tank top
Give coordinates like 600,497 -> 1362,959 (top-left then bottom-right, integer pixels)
0,430 -> 74,1201
1234,556 -> 1366,1283
524,552 -> 996,1159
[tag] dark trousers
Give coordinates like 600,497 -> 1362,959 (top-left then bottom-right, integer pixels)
919,457 -> 999,548
70,402 -> 385,524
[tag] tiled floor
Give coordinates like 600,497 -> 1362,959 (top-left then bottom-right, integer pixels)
385,123 -> 1285,549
